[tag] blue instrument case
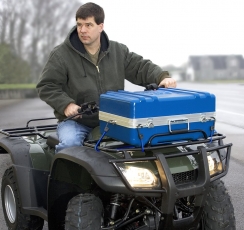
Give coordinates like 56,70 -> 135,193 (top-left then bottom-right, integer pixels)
99,88 -> 216,147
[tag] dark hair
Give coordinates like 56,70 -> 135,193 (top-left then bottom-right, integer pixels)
76,2 -> 105,25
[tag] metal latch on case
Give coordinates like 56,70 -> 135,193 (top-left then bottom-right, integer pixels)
146,119 -> 154,128
200,115 -> 207,122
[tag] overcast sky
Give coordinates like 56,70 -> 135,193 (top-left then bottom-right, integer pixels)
82,0 -> 244,67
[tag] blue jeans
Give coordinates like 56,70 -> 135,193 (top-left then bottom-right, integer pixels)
55,120 -> 92,153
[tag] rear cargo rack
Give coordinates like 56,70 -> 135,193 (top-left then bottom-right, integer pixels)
0,117 -> 57,138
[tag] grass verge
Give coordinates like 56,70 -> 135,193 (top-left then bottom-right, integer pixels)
0,84 -> 36,89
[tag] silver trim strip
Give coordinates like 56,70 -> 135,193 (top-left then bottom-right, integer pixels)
99,111 -> 216,128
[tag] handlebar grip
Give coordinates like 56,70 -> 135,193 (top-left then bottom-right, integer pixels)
145,83 -> 165,91
145,83 -> 158,91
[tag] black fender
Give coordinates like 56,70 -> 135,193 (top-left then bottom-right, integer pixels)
48,145 -> 135,228
0,136 -> 32,167
50,145 -> 131,194
50,146 -> 161,196
48,145 -> 163,228
0,137 -> 48,220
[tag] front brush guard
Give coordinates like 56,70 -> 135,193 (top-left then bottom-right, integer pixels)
109,137 -> 232,229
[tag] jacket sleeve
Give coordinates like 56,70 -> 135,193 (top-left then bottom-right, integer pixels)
36,49 -> 75,115
123,45 -> 170,86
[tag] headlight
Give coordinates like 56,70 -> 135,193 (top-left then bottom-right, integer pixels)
207,151 -> 223,176
118,163 -> 159,188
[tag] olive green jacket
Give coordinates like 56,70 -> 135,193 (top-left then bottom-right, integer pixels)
36,26 -> 169,127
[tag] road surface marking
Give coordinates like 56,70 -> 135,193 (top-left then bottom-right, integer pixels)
217,109 -> 244,117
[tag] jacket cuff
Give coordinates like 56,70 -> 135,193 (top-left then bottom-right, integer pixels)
57,99 -> 76,115
157,71 -> 170,84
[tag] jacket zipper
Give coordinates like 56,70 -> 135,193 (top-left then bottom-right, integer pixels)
82,53 -> 106,93
96,53 -> 107,93
96,52 -> 106,72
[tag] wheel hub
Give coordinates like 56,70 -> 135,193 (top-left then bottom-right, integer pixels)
4,185 -> 16,223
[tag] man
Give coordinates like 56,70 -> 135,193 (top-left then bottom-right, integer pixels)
36,2 -> 176,153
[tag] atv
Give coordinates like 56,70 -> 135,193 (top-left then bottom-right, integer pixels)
0,87 -> 236,230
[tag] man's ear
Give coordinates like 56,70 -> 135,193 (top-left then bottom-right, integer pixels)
99,23 -> 104,32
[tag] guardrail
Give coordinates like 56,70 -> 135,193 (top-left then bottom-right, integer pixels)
0,89 -> 38,99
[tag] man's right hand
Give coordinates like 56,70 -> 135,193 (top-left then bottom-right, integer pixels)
159,78 -> 177,88
64,103 -> 81,117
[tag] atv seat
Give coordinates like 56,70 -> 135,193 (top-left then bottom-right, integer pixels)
46,134 -> 59,148
45,126 -> 103,149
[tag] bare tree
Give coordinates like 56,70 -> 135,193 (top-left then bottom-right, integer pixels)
0,0 -> 82,82
0,0 -> 8,43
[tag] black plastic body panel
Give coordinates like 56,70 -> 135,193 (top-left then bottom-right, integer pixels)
0,137 -> 32,167
51,146 -> 161,196
12,165 -> 49,220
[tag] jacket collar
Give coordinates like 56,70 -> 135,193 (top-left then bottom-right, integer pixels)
67,26 -> 109,54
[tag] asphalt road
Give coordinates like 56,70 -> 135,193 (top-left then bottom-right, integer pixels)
178,82 -> 244,230
0,81 -> 243,229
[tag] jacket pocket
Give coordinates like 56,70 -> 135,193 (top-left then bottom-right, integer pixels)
76,91 -> 99,105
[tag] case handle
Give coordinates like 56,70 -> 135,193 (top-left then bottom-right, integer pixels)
168,118 -> 189,133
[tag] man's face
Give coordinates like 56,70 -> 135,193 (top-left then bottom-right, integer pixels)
76,17 -> 104,46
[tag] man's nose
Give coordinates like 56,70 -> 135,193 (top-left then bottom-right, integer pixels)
80,25 -> 87,33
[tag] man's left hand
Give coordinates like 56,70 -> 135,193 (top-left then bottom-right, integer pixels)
159,78 -> 177,88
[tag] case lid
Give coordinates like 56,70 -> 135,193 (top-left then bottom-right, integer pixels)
99,88 -> 215,118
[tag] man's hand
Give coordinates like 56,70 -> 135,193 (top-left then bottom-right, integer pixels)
64,103 -> 81,117
159,78 -> 177,88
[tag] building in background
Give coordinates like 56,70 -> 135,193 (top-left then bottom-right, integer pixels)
186,55 -> 244,81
